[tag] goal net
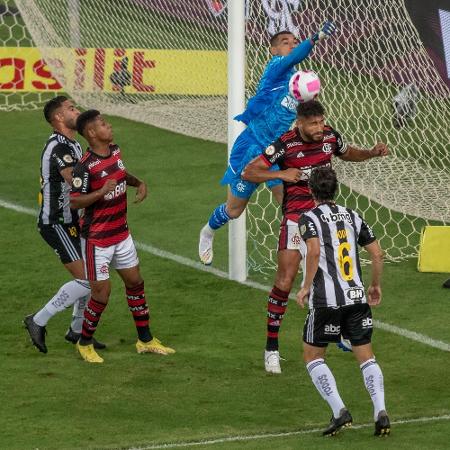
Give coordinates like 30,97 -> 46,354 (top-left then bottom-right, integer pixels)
4,0 -> 450,272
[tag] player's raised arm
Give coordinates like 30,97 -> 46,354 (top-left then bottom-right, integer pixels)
339,143 -> 389,162
271,21 -> 337,77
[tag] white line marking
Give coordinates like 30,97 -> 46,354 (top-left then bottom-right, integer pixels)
128,414 -> 450,449
2,198 -> 449,352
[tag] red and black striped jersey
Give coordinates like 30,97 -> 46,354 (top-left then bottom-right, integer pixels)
260,125 -> 347,222
70,144 -> 129,247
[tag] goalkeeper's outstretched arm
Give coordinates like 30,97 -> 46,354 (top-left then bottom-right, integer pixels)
272,21 -> 337,77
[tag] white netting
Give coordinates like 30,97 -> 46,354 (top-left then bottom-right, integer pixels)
3,0 -> 450,272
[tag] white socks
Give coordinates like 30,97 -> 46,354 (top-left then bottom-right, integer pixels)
34,279 -> 91,327
360,358 -> 386,420
70,294 -> 89,333
307,358 -> 346,418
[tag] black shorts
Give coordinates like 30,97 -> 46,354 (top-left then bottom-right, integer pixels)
39,223 -> 82,264
303,303 -> 373,347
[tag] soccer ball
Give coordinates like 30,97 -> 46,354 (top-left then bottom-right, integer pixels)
289,70 -> 321,102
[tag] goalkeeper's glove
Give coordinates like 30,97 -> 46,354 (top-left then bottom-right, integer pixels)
311,21 -> 336,43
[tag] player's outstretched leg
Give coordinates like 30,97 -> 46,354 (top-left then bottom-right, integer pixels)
199,186 -> 252,265
24,279 -> 90,353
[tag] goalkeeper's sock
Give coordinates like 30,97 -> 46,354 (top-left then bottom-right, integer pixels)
208,203 -> 231,230
34,279 -> 91,327
360,359 -> 386,420
266,286 -> 289,351
79,297 -> 106,345
126,282 -> 153,343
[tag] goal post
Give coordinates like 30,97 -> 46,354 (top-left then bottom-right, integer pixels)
227,0 -> 247,281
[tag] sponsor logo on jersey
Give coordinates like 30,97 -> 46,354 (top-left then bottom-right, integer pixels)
324,324 -> 341,334
286,141 -> 303,149
320,211 -> 353,224
100,170 -> 108,178
296,151 -> 305,158
265,145 -> 275,156
88,159 -> 101,169
268,148 -> 285,163
345,287 -> 365,301
362,317 -> 373,328
63,154 -> 74,163
322,142 -> 332,154
72,177 -> 82,188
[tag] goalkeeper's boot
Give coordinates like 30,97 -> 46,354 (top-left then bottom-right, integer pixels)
65,327 -> 106,350
199,224 -> 214,265
23,314 -> 47,354
322,408 -> 353,436
136,338 -> 175,355
264,350 -> 282,374
374,411 -> 391,437
76,342 -> 104,363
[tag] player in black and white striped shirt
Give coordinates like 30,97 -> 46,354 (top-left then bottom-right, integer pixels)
296,166 -> 390,437
24,96 -> 104,354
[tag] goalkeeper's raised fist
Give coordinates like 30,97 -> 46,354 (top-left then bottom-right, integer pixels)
311,21 -> 336,43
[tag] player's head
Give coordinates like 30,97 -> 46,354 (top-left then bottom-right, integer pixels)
270,31 -> 298,56
44,96 -> 80,130
309,166 -> 338,203
76,110 -> 113,144
296,100 -> 325,142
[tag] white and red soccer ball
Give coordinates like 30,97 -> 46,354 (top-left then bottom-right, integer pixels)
289,70 -> 321,102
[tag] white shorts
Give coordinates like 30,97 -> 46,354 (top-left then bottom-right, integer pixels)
278,219 -> 302,251
82,235 -> 139,281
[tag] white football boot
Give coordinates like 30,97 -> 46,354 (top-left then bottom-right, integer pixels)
199,224 -> 214,265
264,350 -> 282,374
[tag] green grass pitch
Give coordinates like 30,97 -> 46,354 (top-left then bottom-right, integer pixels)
1,109 -> 450,449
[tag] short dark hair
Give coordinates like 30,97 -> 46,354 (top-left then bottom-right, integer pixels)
76,109 -> 100,137
270,30 -> 294,46
309,166 -> 338,202
43,96 -> 68,123
296,100 -> 325,118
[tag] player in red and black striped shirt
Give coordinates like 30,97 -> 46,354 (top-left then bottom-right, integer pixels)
242,100 -> 388,373
70,110 -> 175,363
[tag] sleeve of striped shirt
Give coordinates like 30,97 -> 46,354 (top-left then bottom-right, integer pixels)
357,218 -> 377,246
331,128 -> 348,155
298,214 -> 318,240
70,162 -> 90,197
52,143 -> 77,172
259,139 -> 286,167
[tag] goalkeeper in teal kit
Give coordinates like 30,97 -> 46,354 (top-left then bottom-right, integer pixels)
199,21 -> 336,265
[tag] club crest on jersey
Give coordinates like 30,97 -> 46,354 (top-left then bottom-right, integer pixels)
322,143 -> 332,154
117,159 -> 125,170
63,154 -> 73,163
72,177 -> 82,188
265,145 -> 275,156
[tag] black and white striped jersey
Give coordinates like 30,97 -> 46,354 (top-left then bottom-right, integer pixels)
298,202 -> 377,308
38,131 -> 82,226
